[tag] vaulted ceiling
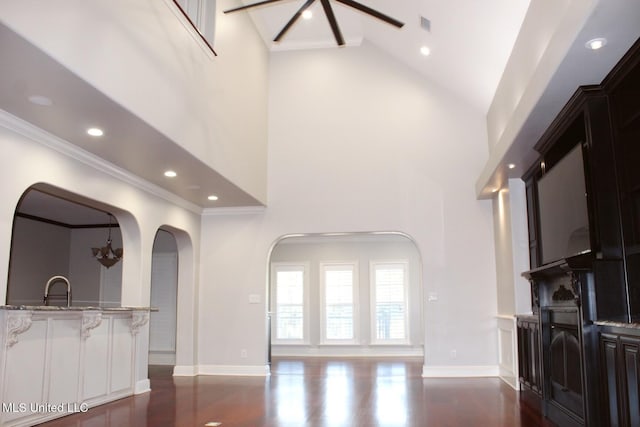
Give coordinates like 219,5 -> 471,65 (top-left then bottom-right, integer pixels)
1,0 -> 640,221
227,0 -> 530,112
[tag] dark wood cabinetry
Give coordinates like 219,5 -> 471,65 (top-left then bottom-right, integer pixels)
517,316 -> 542,394
599,326 -> 640,427
519,37 -> 640,427
604,45 -> 640,321
522,257 -> 601,427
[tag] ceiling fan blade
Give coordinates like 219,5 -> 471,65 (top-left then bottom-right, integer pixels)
320,0 -> 345,46
224,0 -> 285,14
334,0 -> 404,28
274,0 -> 316,42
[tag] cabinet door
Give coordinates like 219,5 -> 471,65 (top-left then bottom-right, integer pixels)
530,320 -> 542,393
517,319 -> 542,394
620,336 -> 640,427
518,321 -> 531,385
601,333 -> 622,427
599,332 -> 640,427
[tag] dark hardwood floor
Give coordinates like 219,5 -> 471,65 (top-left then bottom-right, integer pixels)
37,357 -> 554,427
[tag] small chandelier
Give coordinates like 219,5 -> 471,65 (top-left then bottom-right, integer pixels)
91,214 -> 123,268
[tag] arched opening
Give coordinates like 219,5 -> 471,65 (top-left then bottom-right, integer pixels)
7,185 -> 124,307
149,228 -> 179,366
267,232 -> 424,362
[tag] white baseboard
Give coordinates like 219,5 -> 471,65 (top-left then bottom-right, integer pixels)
197,364 -> 271,376
271,346 -> 424,358
173,365 -> 197,376
422,365 -> 499,378
499,372 -> 519,390
134,379 -> 151,394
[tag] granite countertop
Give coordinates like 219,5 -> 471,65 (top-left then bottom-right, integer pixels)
594,320 -> 640,329
0,305 -> 157,311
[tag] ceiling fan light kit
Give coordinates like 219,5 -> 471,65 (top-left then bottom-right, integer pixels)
224,0 -> 404,47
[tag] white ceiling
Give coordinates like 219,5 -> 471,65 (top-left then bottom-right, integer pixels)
231,0 -> 531,112
2,1 -> 640,222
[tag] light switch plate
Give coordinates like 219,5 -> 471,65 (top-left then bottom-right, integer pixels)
249,294 -> 261,304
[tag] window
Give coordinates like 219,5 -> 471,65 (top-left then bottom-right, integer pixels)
272,263 -> 308,343
172,0 -> 216,52
371,261 -> 409,343
321,262 -> 358,343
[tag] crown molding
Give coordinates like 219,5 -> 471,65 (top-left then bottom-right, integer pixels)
0,109 -> 203,215
202,206 -> 266,216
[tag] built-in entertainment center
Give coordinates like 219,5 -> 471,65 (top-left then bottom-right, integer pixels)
517,37 -> 640,427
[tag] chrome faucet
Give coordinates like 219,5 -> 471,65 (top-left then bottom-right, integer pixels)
44,275 -> 72,307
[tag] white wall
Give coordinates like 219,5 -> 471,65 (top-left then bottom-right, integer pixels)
7,217 -> 71,305
493,180 -> 532,316
270,235 -> 423,356
492,179 -> 532,388
1,0 -> 269,203
7,218 -> 124,306
153,229 -> 178,253
0,114 -> 201,371
69,227 -> 124,306
198,42 -> 498,375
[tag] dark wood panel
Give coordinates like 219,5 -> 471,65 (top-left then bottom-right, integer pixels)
600,333 -> 622,426
518,317 -> 543,395
621,336 -> 640,426
599,329 -> 640,427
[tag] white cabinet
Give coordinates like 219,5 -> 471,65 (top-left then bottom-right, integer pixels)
0,308 -> 150,427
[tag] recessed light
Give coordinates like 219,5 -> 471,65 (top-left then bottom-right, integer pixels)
28,95 -> 53,106
87,127 -> 104,137
420,46 -> 431,56
508,163 -> 516,169
164,170 -> 177,178
585,38 -> 607,50
302,10 -> 312,19
207,195 -> 219,201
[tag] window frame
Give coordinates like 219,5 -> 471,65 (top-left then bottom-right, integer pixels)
320,261 -> 359,345
369,260 -> 410,345
271,262 -> 310,345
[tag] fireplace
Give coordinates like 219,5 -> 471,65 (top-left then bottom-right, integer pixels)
546,308 -> 583,418
522,254 -> 601,427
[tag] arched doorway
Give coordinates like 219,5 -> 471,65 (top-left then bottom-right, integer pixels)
267,232 -> 424,361
149,229 -> 178,365
7,185 -> 124,307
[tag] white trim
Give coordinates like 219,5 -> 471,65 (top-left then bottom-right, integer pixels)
496,314 -> 517,320
197,365 -> 271,376
272,345 -> 424,358
271,262 -> 310,344
497,316 -> 520,390
0,109 -> 203,214
500,373 -> 520,390
319,261 -> 359,345
421,365 -> 500,378
163,0 -> 216,60
202,206 -> 266,216
369,260 -> 410,345
134,379 -> 151,395
173,365 -> 197,376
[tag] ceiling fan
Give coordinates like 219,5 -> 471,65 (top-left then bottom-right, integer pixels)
224,0 -> 404,46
